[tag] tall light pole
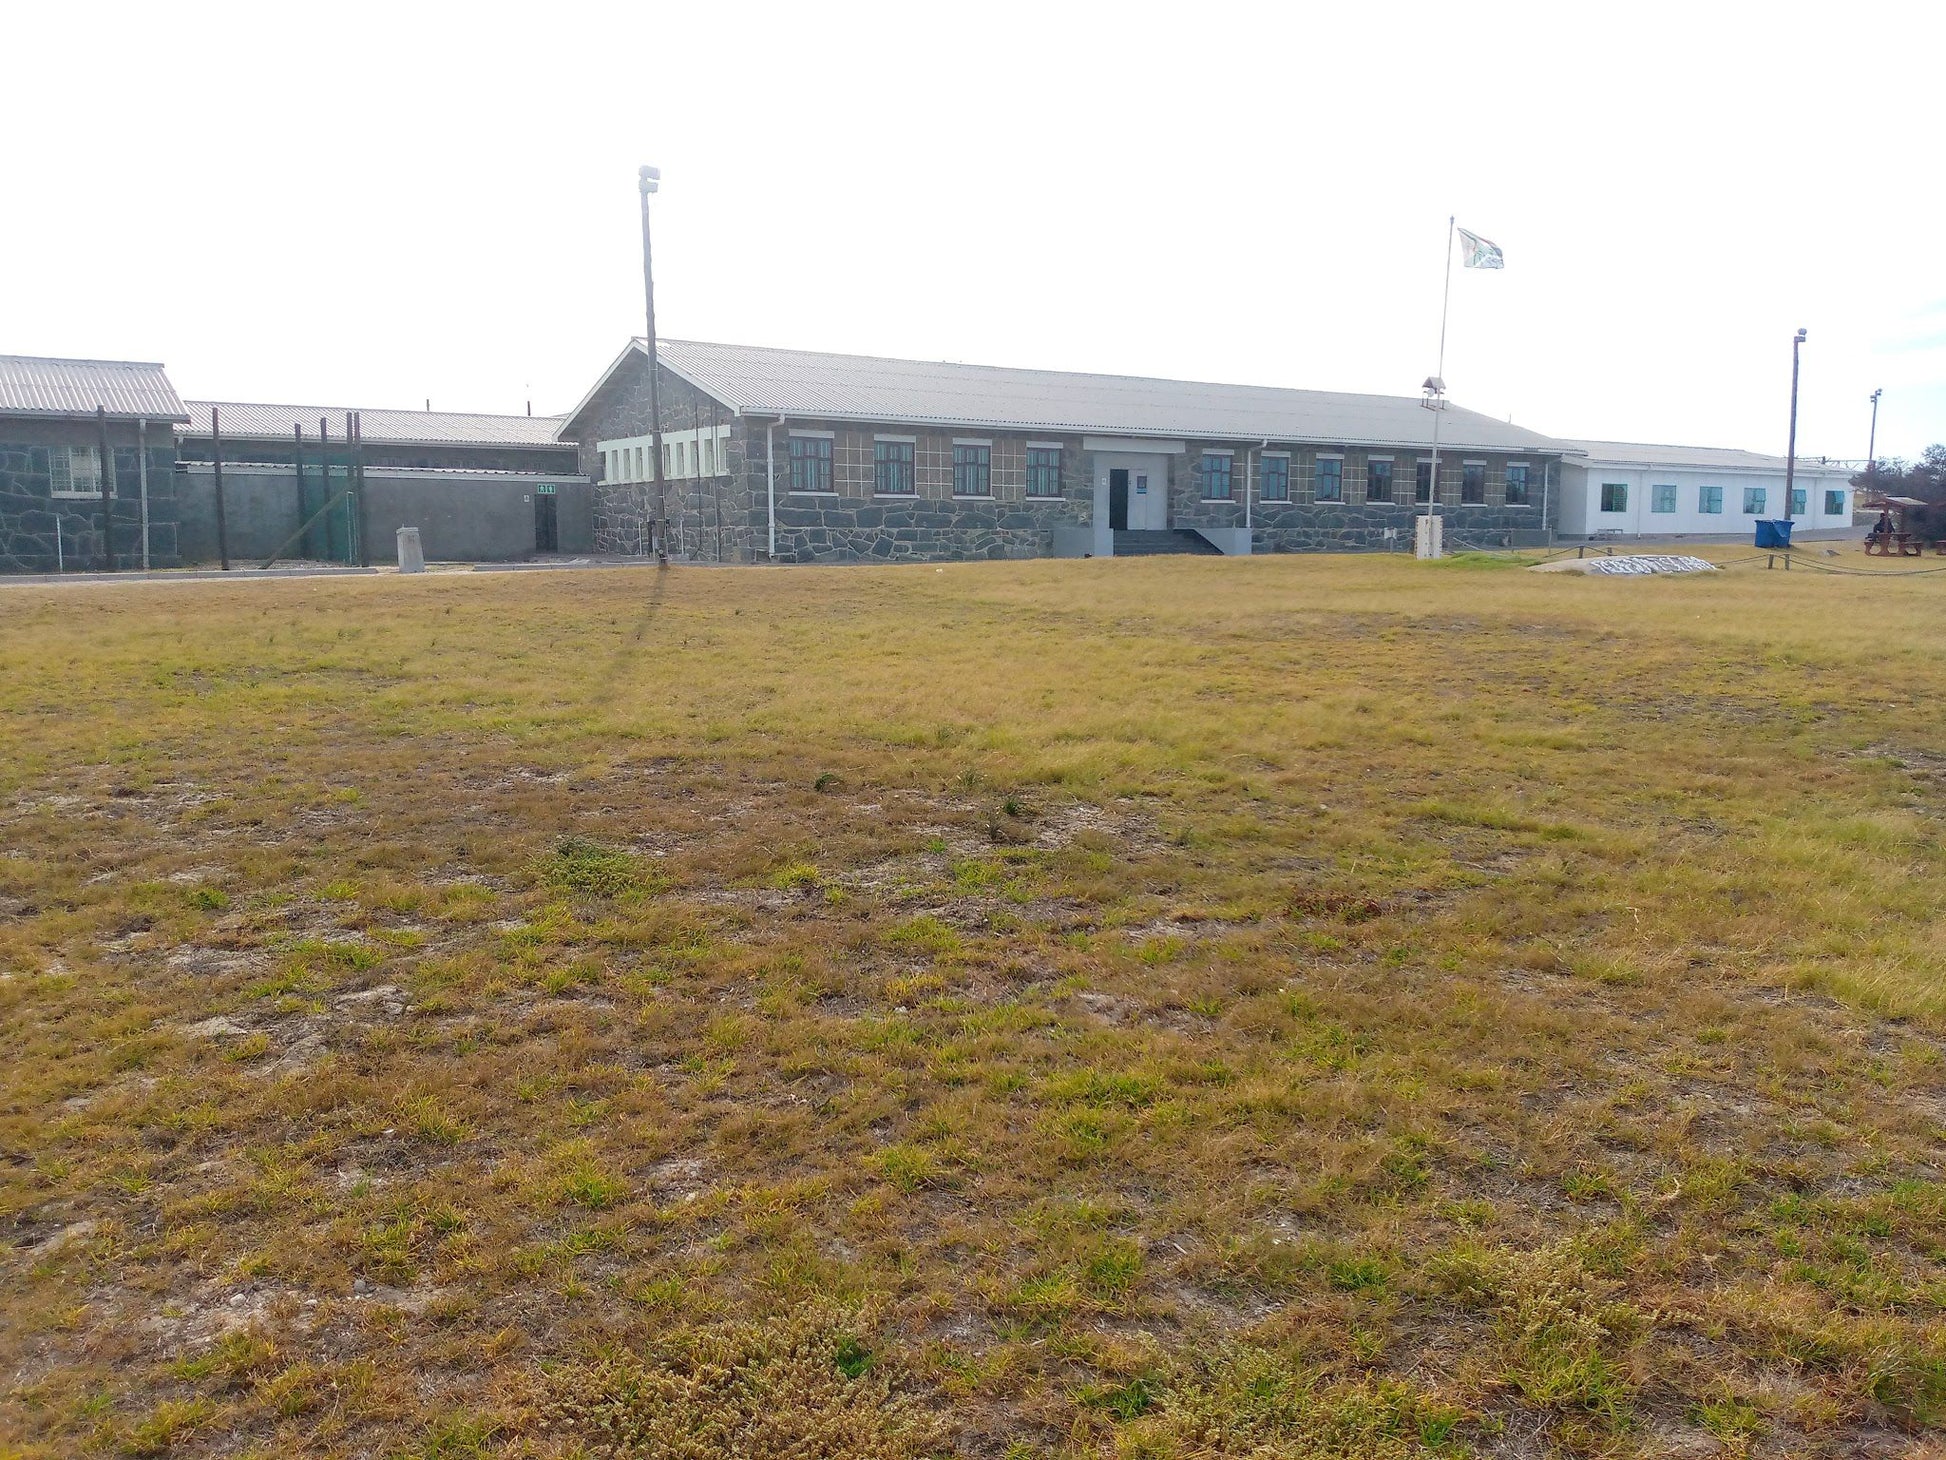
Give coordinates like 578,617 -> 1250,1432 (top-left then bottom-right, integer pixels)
1783,328 -> 1806,521
639,164 -> 669,567
1866,387 -> 1883,481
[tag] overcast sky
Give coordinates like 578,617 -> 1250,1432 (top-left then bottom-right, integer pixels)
7,1 -> 1941,462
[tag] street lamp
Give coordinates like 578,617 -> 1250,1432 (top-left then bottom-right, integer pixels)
1783,328 -> 1806,521
1867,387 -> 1883,481
639,164 -> 669,566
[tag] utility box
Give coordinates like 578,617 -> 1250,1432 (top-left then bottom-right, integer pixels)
1414,514 -> 1444,560
396,525 -> 425,573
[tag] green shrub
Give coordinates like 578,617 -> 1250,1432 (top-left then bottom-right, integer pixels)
541,838 -> 649,898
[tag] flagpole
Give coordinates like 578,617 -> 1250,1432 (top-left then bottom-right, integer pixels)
1437,214 -> 1454,387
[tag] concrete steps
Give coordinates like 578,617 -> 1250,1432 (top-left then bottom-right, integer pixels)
1112,529 -> 1223,557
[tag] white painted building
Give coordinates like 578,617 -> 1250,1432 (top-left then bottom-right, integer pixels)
1556,441 -> 1855,539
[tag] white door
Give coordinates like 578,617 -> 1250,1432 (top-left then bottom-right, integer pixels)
1129,467 -> 1167,529
1096,452 -> 1173,532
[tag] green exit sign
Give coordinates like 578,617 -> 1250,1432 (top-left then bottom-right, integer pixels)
536,483 -> 557,495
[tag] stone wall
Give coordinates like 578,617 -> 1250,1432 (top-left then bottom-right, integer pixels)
754,421 -> 1087,563
578,352 -> 757,560
0,417 -> 180,573
1170,441 -> 1554,552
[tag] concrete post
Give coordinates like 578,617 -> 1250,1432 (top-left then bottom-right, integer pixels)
396,525 -> 425,574
1414,513 -> 1443,559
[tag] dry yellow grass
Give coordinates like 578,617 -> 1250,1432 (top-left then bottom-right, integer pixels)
1,551 -> 1943,1458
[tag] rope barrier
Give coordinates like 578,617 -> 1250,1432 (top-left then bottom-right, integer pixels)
1714,546 -> 1946,578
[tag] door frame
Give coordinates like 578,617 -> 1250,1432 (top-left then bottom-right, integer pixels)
1092,451 -> 1174,550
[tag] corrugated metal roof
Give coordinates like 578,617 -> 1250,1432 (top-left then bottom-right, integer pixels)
183,400 -> 571,449
0,355 -> 189,422
640,339 -> 1569,454
1563,440 -> 1853,474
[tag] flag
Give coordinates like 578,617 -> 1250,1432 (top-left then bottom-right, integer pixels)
1458,227 -> 1504,270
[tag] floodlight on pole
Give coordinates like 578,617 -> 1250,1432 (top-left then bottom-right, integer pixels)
1867,387 -> 1882,480
639,164 -> 668,565
1783,328 -> 1806,522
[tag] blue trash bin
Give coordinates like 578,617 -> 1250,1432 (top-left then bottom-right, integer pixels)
1754,519 -> 1794,549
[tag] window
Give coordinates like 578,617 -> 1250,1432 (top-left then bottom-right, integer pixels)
1825,489 -> 1846,516
1415,459 -> 1433,504
1699,484 -> 1723,514
1366,458 -> 1393,502
874,439 -> 915,495
49,445 -> 103,497
1504,462 -> 1529,506
1790,488 -> 1806,516
1260,454 -> 1291,501
1314,456 -> 1343,502
1461,462 -> 1486,504
1599,482 -> 1628,513
789,434 -> 832,493
701,437 -> 714,475
953,442 -> 991,497
1025,446 -> 1062,497
1742,487 -> 1766,515
1199,451 -> 1234,499
1651,483 -> 1677,514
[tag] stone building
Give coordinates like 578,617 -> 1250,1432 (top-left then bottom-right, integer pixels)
0,355 -> 189,572
557,339 -> 1569,562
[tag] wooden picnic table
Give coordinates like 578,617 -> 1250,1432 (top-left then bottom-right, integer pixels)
1866,533 -> 1927,557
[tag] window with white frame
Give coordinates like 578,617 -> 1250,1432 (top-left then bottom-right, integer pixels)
1504,462 -> 1529,506
875,438 -> 915,495
1366,457 -> 1393,502
1314,454 -> 1343,502
1742,487 -> 1766,515
1025,445 -> 1062,497
1460,462 -> 1486,504
789,434 -> 833,492
1199,451 -> 1234,499
1699,484 -> 1723,514
1651,484 -> 1677,513
1260,452 -> 1291,501
49,445 -> 104,497
1599,482 -> 1628,513
952,442 -> 992,497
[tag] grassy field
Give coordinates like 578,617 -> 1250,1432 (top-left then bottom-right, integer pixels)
2,550 -> 1944,1459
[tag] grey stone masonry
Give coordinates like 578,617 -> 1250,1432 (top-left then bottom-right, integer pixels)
579,354 -> 755,561
1173,441 -> 1555,553
0,417 -> 180,573
563,350 -> 1565,563
755,421 -> 1087,564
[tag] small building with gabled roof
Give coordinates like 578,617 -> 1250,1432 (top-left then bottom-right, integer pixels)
557,339 -> 1572,563
1556,440 -> 1856,539
0,355 -> 189,571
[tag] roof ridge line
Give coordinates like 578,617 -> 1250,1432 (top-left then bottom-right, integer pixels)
650,337 -> 1499,411
0,354 -> 170,369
